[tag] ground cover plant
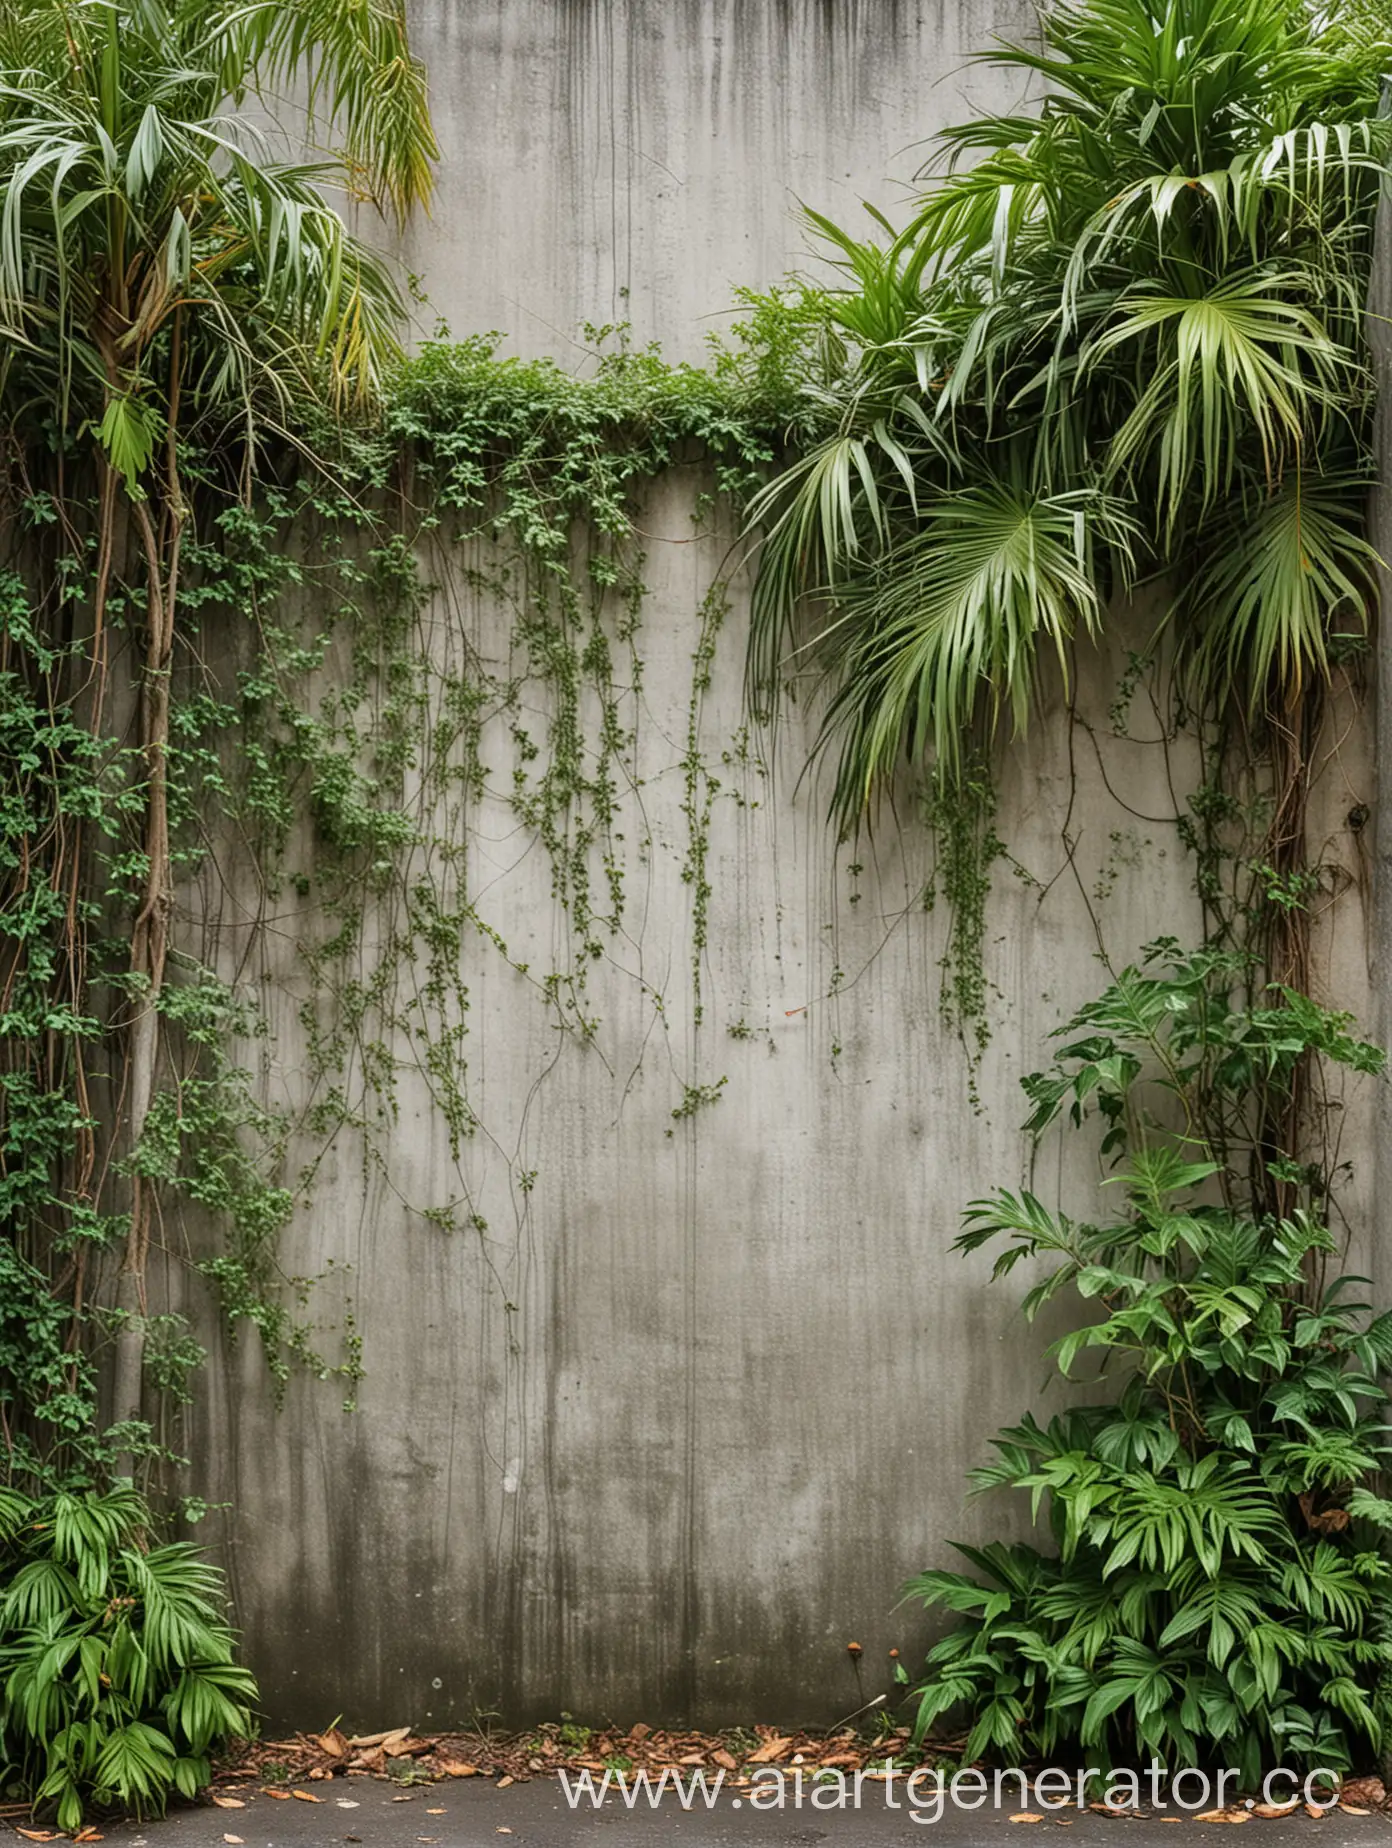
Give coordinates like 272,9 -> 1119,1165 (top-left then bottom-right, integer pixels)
904,944 -> 1391,1782
0,1483 -> 256,1830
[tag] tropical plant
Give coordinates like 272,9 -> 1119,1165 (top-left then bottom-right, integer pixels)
0,0 -> 435,1477
0,1482 -> 256,1829
745,0 -> 1387,832
902,943 -> 1392,1782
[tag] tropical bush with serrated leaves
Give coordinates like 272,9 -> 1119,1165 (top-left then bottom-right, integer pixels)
904,942 -> 1391,1783
0,1485 -> 255,1830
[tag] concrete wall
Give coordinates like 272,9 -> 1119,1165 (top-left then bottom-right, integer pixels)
173,1 -> 1379,1733
389,0 -> 1039,363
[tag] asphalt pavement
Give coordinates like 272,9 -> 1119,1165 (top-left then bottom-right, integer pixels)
41,1781 -> 1392,1848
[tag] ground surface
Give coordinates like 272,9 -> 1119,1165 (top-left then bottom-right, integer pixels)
5,1735 -> 1389,1848
15,1782 -> 1391,1848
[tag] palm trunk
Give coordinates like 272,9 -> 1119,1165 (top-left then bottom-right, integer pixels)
111,408 -> 181,1480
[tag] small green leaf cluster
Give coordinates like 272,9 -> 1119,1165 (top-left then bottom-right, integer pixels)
0,1483 -> 256,1831
905,942 -> 1391,1782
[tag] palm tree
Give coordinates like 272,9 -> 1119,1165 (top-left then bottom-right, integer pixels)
0,0 -> 436,1474
746,0 -> 1387,863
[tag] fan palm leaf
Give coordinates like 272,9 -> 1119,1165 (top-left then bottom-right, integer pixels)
745,0 -> 1387,817
809,480 -> 1136,823
1176,471 -> 1379,702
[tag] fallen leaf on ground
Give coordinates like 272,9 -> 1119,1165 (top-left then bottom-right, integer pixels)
1252,1805 -> 1299,1819
262,1788 -> 292,1798
747,1736 -> 793,1765
497,1831 -> 513,1837
317,1730 -> 349,1757
74,1831 -> 104,1843
1305,1805 -> 1329,1820
1339,1805 -> 1371,1816
15,1833 -> 57,1843
439,1761 -> 479,1777
496,1775 -> 514,1789
426,1808 -> 445,1814
1342,1781 -> 1386,1807
391,1794 -> 415,1803
713,1749 -> 737,1770
336,1800 -> 360,1809
1010,1813 -> 1046,1823
292,1789 -> 323,1802
222,1836 -> 244,1846
212,1796 -> 246,1808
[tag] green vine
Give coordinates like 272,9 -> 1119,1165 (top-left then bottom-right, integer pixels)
921,757 -> 1005,1085
1,302 -> 826,1490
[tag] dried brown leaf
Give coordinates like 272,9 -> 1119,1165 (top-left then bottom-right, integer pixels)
1342,1780 -> 1386,1807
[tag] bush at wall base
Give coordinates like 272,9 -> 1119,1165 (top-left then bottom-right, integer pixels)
904,944 -> 1392,1786
0,1484 -> 256,1831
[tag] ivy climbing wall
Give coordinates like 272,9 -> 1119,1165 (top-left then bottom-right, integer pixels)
167,0 -> 1380,1729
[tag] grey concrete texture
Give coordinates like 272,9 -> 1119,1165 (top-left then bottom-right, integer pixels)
72,1786 -> 1392,1848
156,3 -> 1381,1737
384,0 -> 1043,363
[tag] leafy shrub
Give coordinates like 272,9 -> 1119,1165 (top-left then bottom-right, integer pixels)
0,1485 -> 256,1830
905,943 -> 1391,1782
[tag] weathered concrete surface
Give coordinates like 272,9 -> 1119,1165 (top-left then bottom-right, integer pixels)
163,4 -> 1379,1738
390,0 -> 1040,362
92,1785 -> 1392,1848
175,472 -> 1376,1733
